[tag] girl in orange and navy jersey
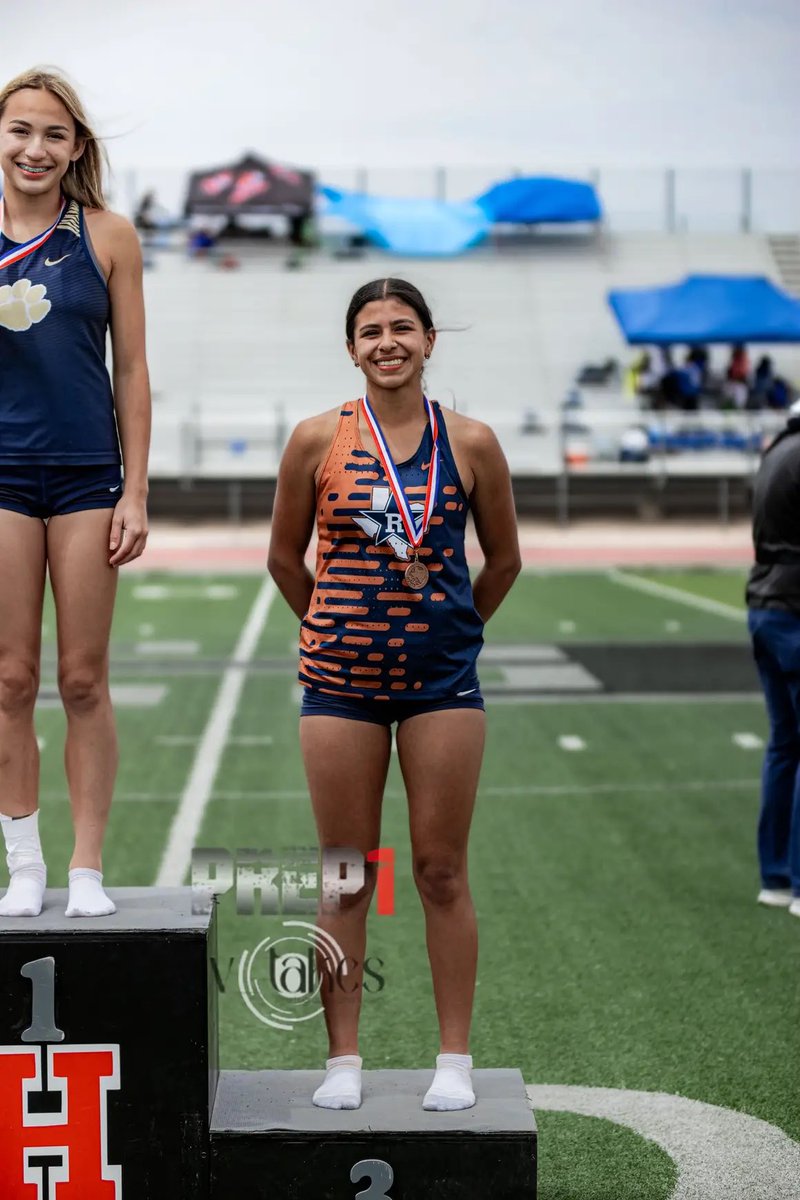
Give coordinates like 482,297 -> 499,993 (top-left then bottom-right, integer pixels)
268,278 -> 520,1112
298,389 -> 485,705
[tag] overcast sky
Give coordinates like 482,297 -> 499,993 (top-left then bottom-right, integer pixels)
3,0 -> 799,173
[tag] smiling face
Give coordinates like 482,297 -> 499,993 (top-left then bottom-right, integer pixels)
0,88 -> 84,200
348,296 -> 436,393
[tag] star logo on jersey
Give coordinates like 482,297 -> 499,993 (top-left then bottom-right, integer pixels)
0,278 -> 51,331
353,486 -> 424,561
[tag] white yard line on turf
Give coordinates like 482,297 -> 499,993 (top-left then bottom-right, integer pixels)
198,779 -> 764,801
154,577 -> 276,886
607,568 -> 746,622
113,777 -> 762,806
64,777 -> 761,804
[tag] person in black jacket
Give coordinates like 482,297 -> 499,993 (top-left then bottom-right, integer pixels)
747,403 -> 800,916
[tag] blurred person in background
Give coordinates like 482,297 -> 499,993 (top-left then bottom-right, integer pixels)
687,345 -> 710,392
750,355 -> 775,408
723,342 -> 750,408
746,401 -> 800,917
768,375 -> 792,410
669,349 -> 702,410
133,189 -> 158,233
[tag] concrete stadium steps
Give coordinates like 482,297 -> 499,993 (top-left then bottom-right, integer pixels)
768,234 -> 800,295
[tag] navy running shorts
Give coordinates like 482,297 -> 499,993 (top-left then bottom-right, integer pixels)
0,464 -> 123,519
300,683 -> 485,726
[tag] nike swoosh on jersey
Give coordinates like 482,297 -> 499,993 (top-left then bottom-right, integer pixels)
457,687 -> 477,696
109,484 -> 121,492
44,254 -> 71,267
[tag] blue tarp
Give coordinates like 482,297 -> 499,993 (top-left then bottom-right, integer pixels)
608,275 -> 800,344
476,176 -> 602,224
321,187 -> 490,256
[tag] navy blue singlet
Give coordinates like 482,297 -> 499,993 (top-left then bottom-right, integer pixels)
0,198 -> 120,465
299,400 -> 485,700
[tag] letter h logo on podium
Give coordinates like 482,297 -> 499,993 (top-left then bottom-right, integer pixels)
0,957 -> 122,1198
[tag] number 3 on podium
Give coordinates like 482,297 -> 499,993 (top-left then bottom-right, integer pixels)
351,1158 -> 394,1198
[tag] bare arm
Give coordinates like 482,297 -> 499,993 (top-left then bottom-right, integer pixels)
467,423 -> 522,622
102,215 -> 151,566
267,420 -> 323,620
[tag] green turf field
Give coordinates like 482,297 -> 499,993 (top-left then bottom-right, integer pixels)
32,567 -> 800,1198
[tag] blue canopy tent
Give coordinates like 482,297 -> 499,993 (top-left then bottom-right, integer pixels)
320,187 -> 490,256
608,274 -> 800,344
476,176 -> 602,224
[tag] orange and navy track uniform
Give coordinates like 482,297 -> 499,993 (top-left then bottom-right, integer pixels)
299,400 -> 484,706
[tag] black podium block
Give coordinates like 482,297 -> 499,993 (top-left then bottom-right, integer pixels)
0,887 -> 218,1200
210,1068 -> 537,1199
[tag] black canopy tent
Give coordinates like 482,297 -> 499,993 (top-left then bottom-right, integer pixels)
183,153 -> 315,220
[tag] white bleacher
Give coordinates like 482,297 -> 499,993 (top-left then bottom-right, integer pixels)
142,232 -> 800,477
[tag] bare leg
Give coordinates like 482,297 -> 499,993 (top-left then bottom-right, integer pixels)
47,510 -> 118,872
0,511 -> 46,817
300,714 -> 391,1057
0,511 -> 47,916
396,707 -> 485,1054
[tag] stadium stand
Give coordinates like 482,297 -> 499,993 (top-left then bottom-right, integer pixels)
143,231 -> 800,483
768,234 -> 800,295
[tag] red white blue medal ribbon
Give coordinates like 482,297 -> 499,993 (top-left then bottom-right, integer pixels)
361,394 -> 440,550
0,197 -> 66,270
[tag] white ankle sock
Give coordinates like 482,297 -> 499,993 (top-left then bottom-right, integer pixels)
0,810 -> 46,918
423,1052 -> 475,1111
66,868 -> 116,918
312,1054 -> 363,1110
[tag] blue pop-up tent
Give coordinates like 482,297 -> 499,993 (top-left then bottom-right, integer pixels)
320,187 -> 490,256
608,274 -> 800,344
476,176 -> 602,224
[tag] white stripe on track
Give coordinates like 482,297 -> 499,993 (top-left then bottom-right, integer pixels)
154,577 -> 276,886
607,569 -> 746,622
208,778 -> 762,802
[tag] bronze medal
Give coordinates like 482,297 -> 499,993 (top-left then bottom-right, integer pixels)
360,394 -> 440,593
404,557 -> 429,589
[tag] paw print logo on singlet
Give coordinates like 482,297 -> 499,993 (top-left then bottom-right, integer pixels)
0,279 -> 52,332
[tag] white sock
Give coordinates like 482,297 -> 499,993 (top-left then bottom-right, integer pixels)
423,1052 -> 475,1111
0,810 -> 46,918
66,868 -> 116,918
312,1054 -> 363,1110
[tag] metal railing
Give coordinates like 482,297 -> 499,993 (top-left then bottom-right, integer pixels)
149,403 -> 784,476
